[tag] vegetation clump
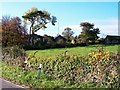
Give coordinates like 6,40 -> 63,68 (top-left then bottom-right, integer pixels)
2,46 -> 119,88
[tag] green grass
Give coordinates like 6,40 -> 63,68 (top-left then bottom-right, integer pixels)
1,61 -> 66,88
26,44 -> 120,58
2,61 -> 97,88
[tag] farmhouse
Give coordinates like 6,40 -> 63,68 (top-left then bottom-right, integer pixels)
30,34 -> 43,42
55,35 -> 66,44
105,35 -> 120,44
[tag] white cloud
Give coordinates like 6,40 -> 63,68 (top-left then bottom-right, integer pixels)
92,18 -> 118,37
63,18 -> 118,37
61,25 -> 82,36
97,25 -> 118,34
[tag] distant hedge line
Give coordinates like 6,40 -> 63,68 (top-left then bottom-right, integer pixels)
23,43 -> 88,50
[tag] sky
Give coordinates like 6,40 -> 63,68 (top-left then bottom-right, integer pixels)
1,2 -> 119,38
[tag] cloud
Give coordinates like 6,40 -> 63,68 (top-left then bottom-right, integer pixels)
61,25 -> 82,36
63,18 -> 118,37
92,18 -> 118,36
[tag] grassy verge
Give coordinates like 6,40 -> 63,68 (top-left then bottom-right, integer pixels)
1,61 -> 107,88
1,61 -> 67,88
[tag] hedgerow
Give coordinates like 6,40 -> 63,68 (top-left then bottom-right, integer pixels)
2,46 -> 120,88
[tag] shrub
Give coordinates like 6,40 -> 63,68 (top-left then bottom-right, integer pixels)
2,46 -> 27,66
35,49 -> 119,88
87,47 -> 120,88
88,47 -> 110,64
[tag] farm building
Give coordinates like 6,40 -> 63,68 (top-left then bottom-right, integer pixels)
55,35 -> 66,44
105,35 -> 120,44
30,34 -> 43,41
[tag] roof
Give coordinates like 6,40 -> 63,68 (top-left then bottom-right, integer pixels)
55,35 -> 66,40
30,34 -> 43,38
105,35 -> 120,39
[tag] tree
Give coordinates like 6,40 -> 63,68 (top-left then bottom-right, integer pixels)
78,22 -> 100,44
62,27 -> 74,42
1,16 -> 28,47
43,35 -> 55,48
22,7 -> 57,43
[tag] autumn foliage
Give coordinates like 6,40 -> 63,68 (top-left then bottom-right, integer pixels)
1,16 -> 28,47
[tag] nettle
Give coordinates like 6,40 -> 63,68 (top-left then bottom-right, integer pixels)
2,46 -> 26,66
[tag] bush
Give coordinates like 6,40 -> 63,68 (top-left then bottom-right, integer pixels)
87,48 -> 120,88
26,48 -> 119,88
2,46 -> 27,65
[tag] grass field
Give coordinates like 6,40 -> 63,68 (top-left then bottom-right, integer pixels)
26,44 -> 120,58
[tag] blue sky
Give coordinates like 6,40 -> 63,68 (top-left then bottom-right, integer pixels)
1,2 -> 118,37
